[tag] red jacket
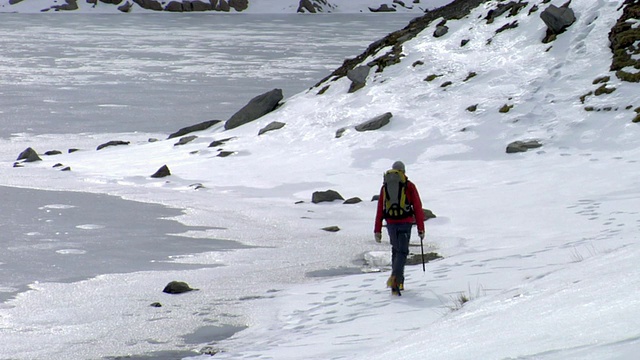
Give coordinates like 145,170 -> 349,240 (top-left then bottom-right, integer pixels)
374,179 -> 425,234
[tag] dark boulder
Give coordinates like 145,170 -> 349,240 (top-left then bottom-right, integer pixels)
297,0 -> 316,13
312,190 -> 344,204
434,25 -> 449,38
322,226 -> 341,232
17,147 -> 42,162
225,89 -> 283,130
355,112 -> 393,132
229,0 -> 248,11
44,150 -> 62,156
97,140 -> 130,151
151,165 -> 171,178
162,281 -> 197,294
540,4 -> 575,41
208,137 -> 236,148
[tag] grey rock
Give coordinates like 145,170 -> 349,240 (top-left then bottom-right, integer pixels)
335,127 -> 347,138
117,1 -> 132,12
312,190 -> 344,204
258,121 -> 286,135
297,0 -> 316,13
506,140 -> 543,153
208,137 -> 236,148
229,0 -> 248,11
168,120 -> 221,139
347,65 -> 371,93
97,140 -> 130,151
174,135 -> 198,146
225,89 -> 283,130
434,25 -> 449,38
162,281 -> 197,294
322,226 -> 341,232
17,147 -> 41,162
369,4 -> 396,12
540,4 -> 575,34
151,165 -> 171,178
355,112 -> 392,132
343,197 -> 362,204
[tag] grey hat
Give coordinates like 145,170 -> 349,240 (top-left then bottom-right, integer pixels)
392,161 -> 405,172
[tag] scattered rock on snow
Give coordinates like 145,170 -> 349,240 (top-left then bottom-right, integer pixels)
16,147 -> 41,162
162,281 -> 197,294
322,226 -> 341,232
167,120 -> 221,139
174,135 -> 198,146
224,89 -> 283,130
343,197 -> 362,204
506,140 -> 543,153
151,165 -> 171,178
312,190 -> 345,203
355,112 -> 393,132
96,140 -> 130,151
258,121 -> 286,135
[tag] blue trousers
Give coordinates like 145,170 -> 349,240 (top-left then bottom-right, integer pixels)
386,223 -> 413,284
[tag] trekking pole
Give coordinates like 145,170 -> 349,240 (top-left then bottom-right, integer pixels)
420,235 -> 426,272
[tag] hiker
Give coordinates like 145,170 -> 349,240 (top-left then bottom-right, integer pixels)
374,161 -> 425,295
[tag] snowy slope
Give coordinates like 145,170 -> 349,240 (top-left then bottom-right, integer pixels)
1,0 -> 640,359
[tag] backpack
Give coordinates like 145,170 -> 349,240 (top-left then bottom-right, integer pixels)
382,169 -> 414,220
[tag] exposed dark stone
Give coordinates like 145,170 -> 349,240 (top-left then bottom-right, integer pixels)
118,1 -> 132,12
312,190 -> 344,203
258,121 -> 286,135
434,25 -> 449,38
208,137 -> 236,148
297,0 -> 316,13
322,226 -> 341,232
406,252 -> 443,265
335,127 -> 347,138
225,89 -> 284,130
355,112 -> 392,132
343,197 -> 362,204
506,140 -> 543,153
150,302 -> 162,307
229,0 -> 248,11
369,4 -> 396,12
162,281 -> 197,294
61,166 -> 71,171
540,4 -> 575,42
44,150 -> 62,156
52,0 -> 78,11
16,147 -> 41,162
68,148 -> 80,153
53,163 -> 64,168
217,151 -> 235,157
151,165 -> 171,178
132,0 -> 162,10
347,65 -> 371,93
168,120 -> 221,139
96,140 -> 130,151
423,208 -> 437,220
174,135 -> 198,146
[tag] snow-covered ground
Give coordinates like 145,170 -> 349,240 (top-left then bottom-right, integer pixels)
1,0 -> 640,359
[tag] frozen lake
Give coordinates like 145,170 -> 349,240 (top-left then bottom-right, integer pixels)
0,13 -> 417,358
0,13 -> 417,137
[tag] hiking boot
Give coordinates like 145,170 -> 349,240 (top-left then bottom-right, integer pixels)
386,275 -> 396,288
399,283 -> 404,291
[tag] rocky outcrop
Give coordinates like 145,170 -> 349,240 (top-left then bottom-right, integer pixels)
224,89 -> 284,130
174,135 -> 197,146
609,0 -> 640,82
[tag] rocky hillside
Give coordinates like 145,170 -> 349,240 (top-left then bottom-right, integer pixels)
0,0 -> 429,13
